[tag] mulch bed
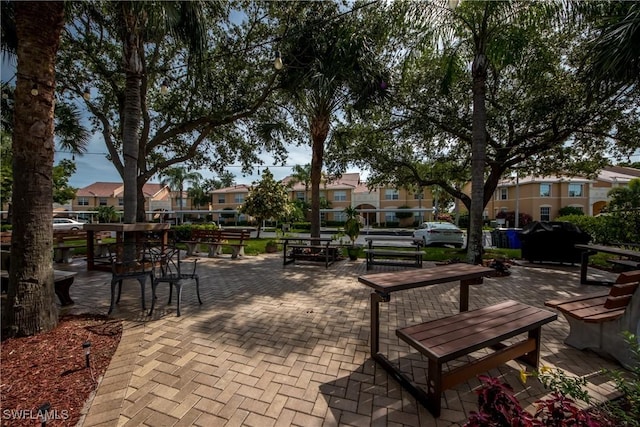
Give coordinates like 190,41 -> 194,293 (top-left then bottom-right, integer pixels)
1,314 -> 122,426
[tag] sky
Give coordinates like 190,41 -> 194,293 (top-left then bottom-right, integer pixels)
54,132 -> 365,189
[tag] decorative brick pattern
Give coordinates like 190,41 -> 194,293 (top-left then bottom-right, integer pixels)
63,255 -> 623,426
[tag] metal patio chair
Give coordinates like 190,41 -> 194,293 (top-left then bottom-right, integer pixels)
149,245 -> 201,317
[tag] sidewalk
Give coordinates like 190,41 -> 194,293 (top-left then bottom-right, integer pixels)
60,256 -> 623,426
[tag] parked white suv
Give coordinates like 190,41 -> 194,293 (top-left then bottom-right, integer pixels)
53,218 -> 85,231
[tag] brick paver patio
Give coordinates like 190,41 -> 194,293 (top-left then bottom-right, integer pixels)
59,254 -> 625,426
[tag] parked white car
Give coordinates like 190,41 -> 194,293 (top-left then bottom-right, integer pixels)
412,222 -> 464,248
52,218 -> 85,231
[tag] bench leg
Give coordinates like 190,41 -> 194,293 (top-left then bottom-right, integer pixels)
427,359 -> 443,418
518,327 -> 542,368
54,277 -> 75,306
108,278 -> 121,314
185,243 -> 197,256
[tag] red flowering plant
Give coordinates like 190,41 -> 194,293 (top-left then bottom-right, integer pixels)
464,375 -> 606,427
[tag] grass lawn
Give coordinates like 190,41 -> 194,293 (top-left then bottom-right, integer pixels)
69,237 -> 622,268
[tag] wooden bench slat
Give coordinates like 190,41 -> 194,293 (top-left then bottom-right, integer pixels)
544,291 -> 609,308
615,270 -> 640,284
604,294 -> 632,309
561,304 -> 617,319
609,282 -> 638,296
551,296 -> 608,312
582,309 -> 626,322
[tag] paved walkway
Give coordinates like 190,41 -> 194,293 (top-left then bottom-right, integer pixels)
58,255 -> 625,426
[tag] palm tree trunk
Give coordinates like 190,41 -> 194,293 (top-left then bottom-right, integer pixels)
121,3 -> 143,225
136,178 -> 147,222
467,52 -> 488,265
8,1 -> 65,336
310,115 -> 329,238
123,73 -> 141,224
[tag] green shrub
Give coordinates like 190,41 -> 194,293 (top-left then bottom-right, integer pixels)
395,206 -> 414,219
555,214 -> 618,244
558,206 -> 585,216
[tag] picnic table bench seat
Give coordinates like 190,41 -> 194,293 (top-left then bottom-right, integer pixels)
182,229 -> 250,259
396,300 -> 557,417
545,270 -> 640,369
1,250 -> 77,306
363,236 -> 423,270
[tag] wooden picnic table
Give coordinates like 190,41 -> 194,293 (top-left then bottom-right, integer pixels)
575,244 -> 640,286
84,223 -> 170,271
282,237 -> 338,268
363,235 -> 423,270
358,263 -> 495,415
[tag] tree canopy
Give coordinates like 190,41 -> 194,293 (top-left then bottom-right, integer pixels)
239,168 -> 291,238
329,0 -> 640,261
56,1 -> 293,221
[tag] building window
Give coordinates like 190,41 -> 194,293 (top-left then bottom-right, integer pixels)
296,191 -> 305,201
118,198 -> 124,206
334,212 -> 347,222
78,197 -> 89,206
499,188 -> 508,200
568,183 -> 583,197
540,183 -> 551,197
334,190 -> 347,201
540,206 -> 550,221
385,189 -> 399,200
320,191 -> 326,200
99,197 -> 108,206
414,192 -> 423,200
234,194 -> 245,204
217,195 -> 225,204
384,212 -> 396,222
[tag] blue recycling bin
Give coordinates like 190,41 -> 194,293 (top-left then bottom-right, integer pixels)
505,229 -> 522,249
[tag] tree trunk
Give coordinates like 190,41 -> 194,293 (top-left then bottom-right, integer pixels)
122,5 -> 143,225
7,1 -> 65,337
467,52 -> 488,265
310,115 -> 329,238
136,178 -> 146,222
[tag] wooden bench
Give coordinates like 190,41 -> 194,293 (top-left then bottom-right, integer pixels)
545,270 -> 640,369
182,228 -> 250,259
1,250 -> 77,306
363,236 -> 423,270
53,230 -> 110,263
396,300 -> 557,417
53,230 -> 88,263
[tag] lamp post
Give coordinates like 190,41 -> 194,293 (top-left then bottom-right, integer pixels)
83,341 -> 91,368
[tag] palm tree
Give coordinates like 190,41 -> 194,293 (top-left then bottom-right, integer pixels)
403,0 -> 559,264
288,164 -> 311,202
278,3 -> 390,238
582,1 -> 640,86
5,1 -> 65,336
161,167 -> 202,224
